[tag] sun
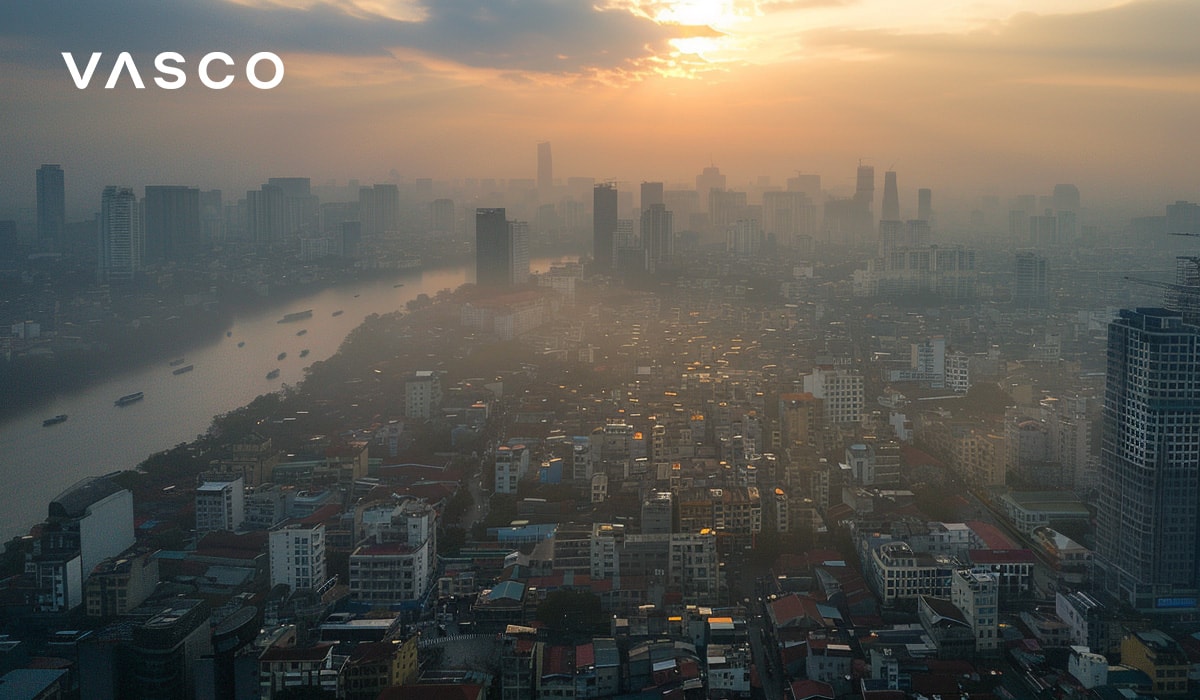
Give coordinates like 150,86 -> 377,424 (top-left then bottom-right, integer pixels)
652,0 -> 745,30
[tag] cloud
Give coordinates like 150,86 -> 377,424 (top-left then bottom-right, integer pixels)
795,0 -> 1200,80
0,0 -> 685,78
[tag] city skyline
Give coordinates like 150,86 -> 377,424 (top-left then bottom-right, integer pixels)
2,1 -> 1200,219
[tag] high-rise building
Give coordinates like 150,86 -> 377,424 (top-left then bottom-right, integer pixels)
431,198 -> 454,233
696,166 -> 726,211
640,181 -> 664,209
640,203 -> 672,273
476,207 -> 511,287
918,188 -> 933,223
593,183 -> 618,270
37,164 -> 65,245
537,141 -> 553,193
143,185 -> 201,262
881,170 -> 900,221
1095,307 -> 1200,612
98,186 -> 142,282
1013,252 -> 1049,306
510,219 -> 530,284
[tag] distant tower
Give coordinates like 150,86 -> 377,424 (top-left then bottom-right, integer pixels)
696,166 -> 726,211
537,142 -> 553,193
475,208 -> 511,287
593,183 -> 618,269
510,220 -> 530,285
640,203 -> 673,273
854,164 -> 875,212
1013,251 -> 1048,306
36,164 -> 65,245
1052,184 -> 1080,213
98,186 -> 141,282
881,171 -> 900,221
917,188 -> 933,223
640,181 -> 664,209
143,185 -> 200,262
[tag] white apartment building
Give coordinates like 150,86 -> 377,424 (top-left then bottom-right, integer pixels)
951,569 -> 999,654
803,366 -> 864,424
269,523 -> 327,592
195,476 -> 245,533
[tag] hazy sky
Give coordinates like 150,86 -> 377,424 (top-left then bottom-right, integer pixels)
3,0 -> 1199,219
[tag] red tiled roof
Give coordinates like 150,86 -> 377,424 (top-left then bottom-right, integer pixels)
969,548 -> 1036,564
965,520 -> 1018,550
790,679 -> 835,700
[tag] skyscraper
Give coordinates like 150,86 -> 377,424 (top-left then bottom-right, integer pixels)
641,203 -> 672,273
476,207 -> 511,287
1095,307 -> 1200,612
881,170 -> 900,221
36,164 -> 65,245
917,188 -> 933,223
537,142 -> 553,193
98,186 -> 141,282
143,185 -> 200,262
593,183 -> 618,270
640,181 -> 664,209
510,219 -> 530,285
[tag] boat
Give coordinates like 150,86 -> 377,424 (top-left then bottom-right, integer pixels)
332,310 -> 344,317
115,392 -> 144,406
42,414 -> 67,427
353,294 -> 360,298
266,369 -> 280,379
277,310 -> 313,323
237,341 -> 245,347
300,349 -> 310,358
169,357 -> 186,366
393,283 -> 405,288
277,352 -> 287,361
226,331 -> 232,337
296,329 -> 307,336
172,364 -> 194,375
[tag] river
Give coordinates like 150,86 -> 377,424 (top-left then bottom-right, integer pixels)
0,257 -> 575,541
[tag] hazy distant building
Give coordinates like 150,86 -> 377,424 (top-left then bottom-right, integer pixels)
98,186 -> 142,282
854,163 -> 875,227
476,207 -> 511,287
510,220 -> 530,284
537,141 -> 553,193
641,203 -> 672,273
1095,308 -> 1200,613
762,190 -> 816,244
593,183 -> 618,269
1052,183 -> 1080,213
786,173 -> 821,202
36,164 -> 65,245
918,188 -> 932,223
881,170 -> 900,221
199,189 -> 223,245
359,183 -> 399,238
696,165 -> 726,212
143,185 -> 200,262
1013,252 -> 1049,306
246,184 -> 286,248
431,198 -> 455,233
640,181 -> 664,209
1166,201 -> 1200,235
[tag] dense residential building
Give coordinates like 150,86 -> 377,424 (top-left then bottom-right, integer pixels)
195,476 -> 245,533
405,370 -> 442,420
803,366 -> 864,425
349,501 -> 437,604
268,522 -> 327,592
951,569 -> 999,654
495,443 -> 531,494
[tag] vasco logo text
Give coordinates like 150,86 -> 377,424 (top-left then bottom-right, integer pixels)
62,52 -> 285,89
